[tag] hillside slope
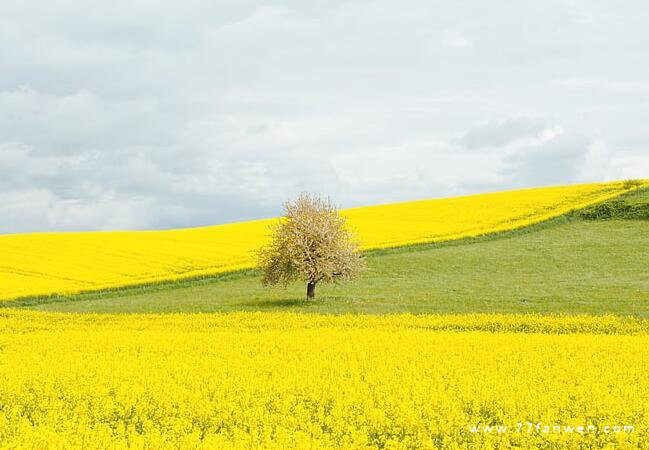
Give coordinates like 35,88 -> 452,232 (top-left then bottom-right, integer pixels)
19,188 -> 649,316
0,181 -> 643,302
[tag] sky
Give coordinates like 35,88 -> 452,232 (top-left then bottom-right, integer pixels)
1,0 -> 648,233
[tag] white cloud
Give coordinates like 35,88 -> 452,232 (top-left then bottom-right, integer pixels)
0,188 -> 156,233
611,155 -> 649,180
0,0 -> 648,232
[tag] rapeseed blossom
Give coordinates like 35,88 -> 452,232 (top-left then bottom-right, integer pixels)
0,311 -> 646,448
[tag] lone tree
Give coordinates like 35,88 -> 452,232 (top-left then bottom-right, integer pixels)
257,193 -> 365,300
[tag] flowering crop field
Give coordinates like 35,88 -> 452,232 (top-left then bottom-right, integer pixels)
0,311 -> 647,449
0,180 -> 644,302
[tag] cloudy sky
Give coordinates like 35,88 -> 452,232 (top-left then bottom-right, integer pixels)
1,0 -> 648,233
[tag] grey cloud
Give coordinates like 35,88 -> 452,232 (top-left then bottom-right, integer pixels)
501,133 -> 590,187
455,118 -> 551,150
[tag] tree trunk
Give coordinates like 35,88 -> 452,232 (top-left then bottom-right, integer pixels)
306,281 -> 316,300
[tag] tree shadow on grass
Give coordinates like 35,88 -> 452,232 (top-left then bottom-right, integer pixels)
236,294 -> 364,311
236,297 -> 317,309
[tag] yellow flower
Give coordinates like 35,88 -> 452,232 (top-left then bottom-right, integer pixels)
0,311 -> 646,448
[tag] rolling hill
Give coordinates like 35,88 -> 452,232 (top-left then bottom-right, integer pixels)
0,180 -> 644,302
7,182 -> 648,315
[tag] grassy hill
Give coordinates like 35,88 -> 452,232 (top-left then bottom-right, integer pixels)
0,181 -> 637,301
13,187 -> 649,316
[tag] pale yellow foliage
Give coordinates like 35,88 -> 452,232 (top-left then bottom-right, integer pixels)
0,311 -> 647,448
0,180 -> 645,301
257,193 -> 365,298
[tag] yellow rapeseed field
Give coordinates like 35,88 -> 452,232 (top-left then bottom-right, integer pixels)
0,180 -> 644,301
0,311 -> 646,449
